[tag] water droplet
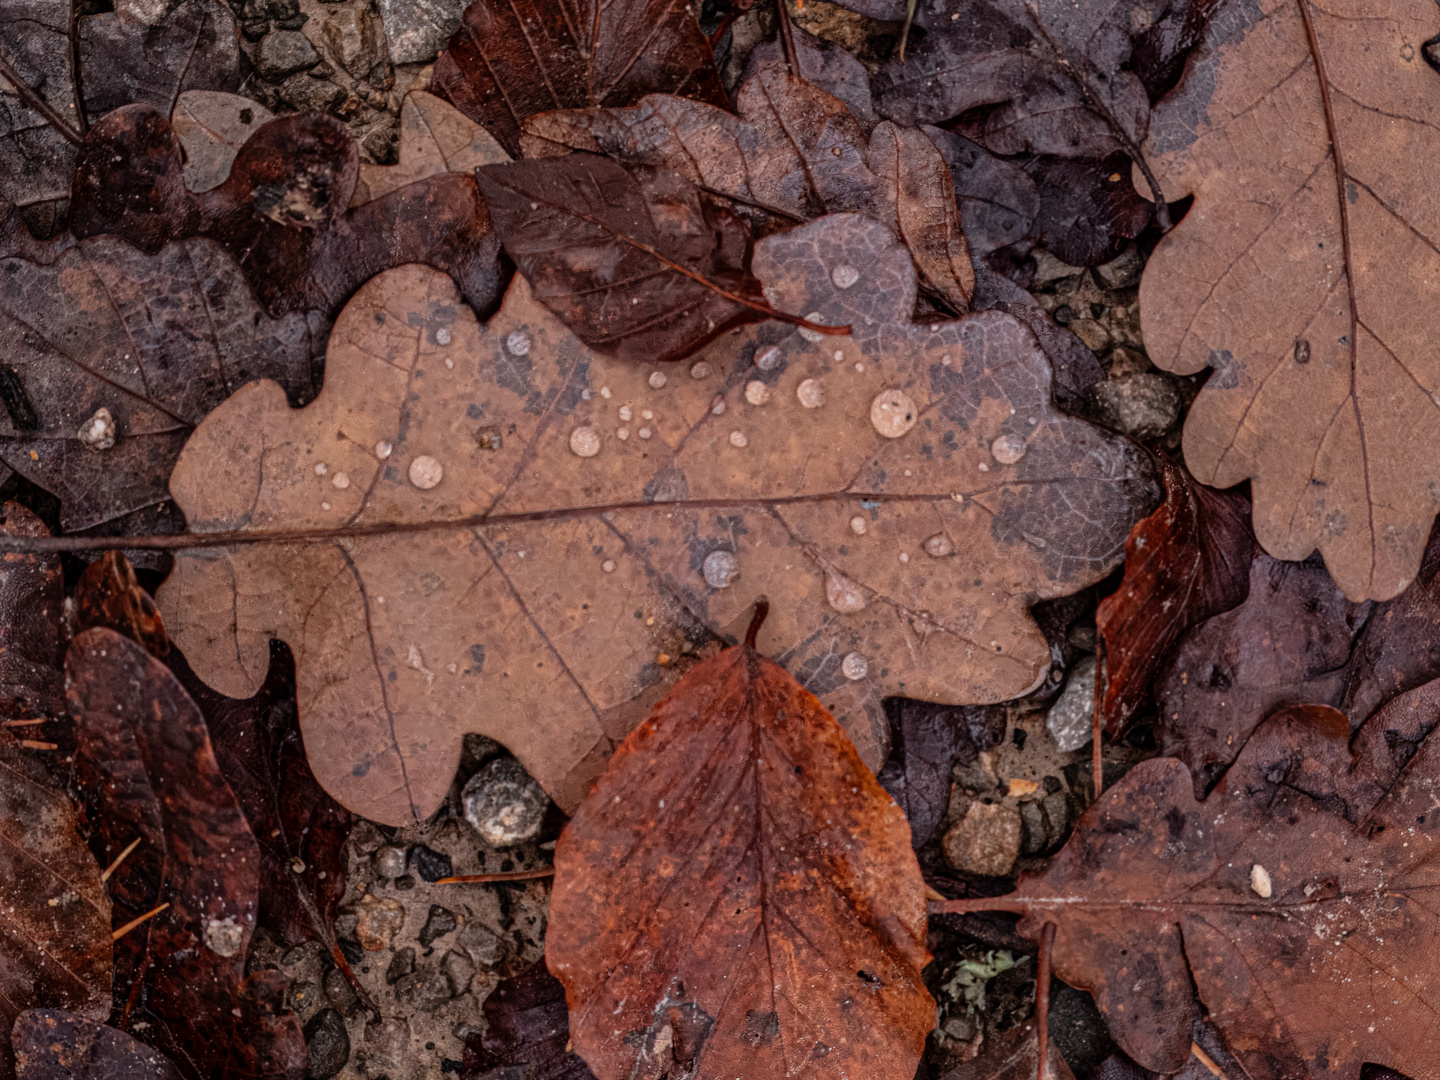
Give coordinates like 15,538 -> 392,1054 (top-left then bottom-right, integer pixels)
899,552 -> 910,564
796,379 -> 824,408
850,515 -> 867,536
745,380 -> 772,406
600,386 -> 612,399
729,430 -> 748,448
870,390 -> 918,438
436,326 -> 451,345
332,473 -> 350,489
841,652 -> 868,680
855,362 -> 865,373
712,399 -> 726,415
506,329 -> 531,355
619,405 -> 633,422
638,427 -> 653,439
569,426 -> 602,457
756,346 -> 783,371
798,311 -> 828,343
649,371 -> 668,389
691,361 -> 712,379
408,455 -> 444,489
703,550 -> 739,588
924,534 -> 954,557
826,568 -> 867,613
444,358 -> 454,369
991,434 -> 1027,464
617,427 -> 630,441
831,264 -> 860,289
602,560 -> 616,573
314,462 -> 328,475
374,441 -> 393,460
641,409 -> 654,421
321,501 -> 331,510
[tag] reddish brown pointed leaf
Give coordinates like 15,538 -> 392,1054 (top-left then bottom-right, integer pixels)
431,0 -> 727,158
461,961 -> 597,1080
547,628 -> 934,1080
0,731 -> 112,1080
1096,460 -> 1254,737
0,503 -> 64,720
67,629 -> 306,1079
12,1010 -> 183,1080
986,691 -> 1440,1079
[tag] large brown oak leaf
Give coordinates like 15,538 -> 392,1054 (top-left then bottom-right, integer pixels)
1141,0 -> 1440,600
547,611 -> 934,1080
156,213 -> 1158,826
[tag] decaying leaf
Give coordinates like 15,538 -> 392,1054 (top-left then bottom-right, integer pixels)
474,154 -> 760,364
73,551 -> 169,659
67,104 -> 503,322
0,731 -> 113,1080
0,231 -> 323,532
156,212 -> 1159,826
1096,460 -> 1254,736
742,24 -> 879,130
939,1019 -> 1075,1080
11,1009 -> 184,1080
461,961 -> 597,1080
0,503 -> 65,720
170,90 -> 275,193
1140,0 -> 1440,600
67,628 -> 307,1078
548,607 -> 935,1080
0,0 -> 80,214
922,127 -> 1038,257
431,0 -> 728,158
353,90 -> 510,205
960,695 -> 1440,1079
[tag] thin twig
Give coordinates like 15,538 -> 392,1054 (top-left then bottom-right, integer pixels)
2,717 -> 48,726
0,47 -> 83,147
776,0 -> 800,75
100,837 -> 142,883
1034,921 -> 1057,1080
438,867 -> 556,884
899,0 -> 918,63
1092,648 -> 1104,799
18,739 -> 57,750
112,902 -> 169,941
1190,1043 -> 1225,1079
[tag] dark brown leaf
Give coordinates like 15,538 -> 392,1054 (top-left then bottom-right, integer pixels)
548,617 -> 935,1080
73,551 -> 169,659
0,732 -> 112,1080
12,1009 -> 183,1080
431,0 -> 727,158
1096,460 -> 1254,737
742,25 -> 879,130
461,961 -> 597,1080
474,154 -> 759,363
0,0 -> 80,215
922,127 -> 1038,257
67,628 -> 306,1079
1025,153 -> 1154,268
877,700 -> 1007,848
0,503 -> 64,720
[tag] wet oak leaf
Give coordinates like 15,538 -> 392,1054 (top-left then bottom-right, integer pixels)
0,230 -> 323,533
974,697 -> 1440,1079
0,731 -> 112,1080
547,618 -> 934,1080
1140,0 -> 1440,600
1096,460 -> 1255,737
0,0 -> 81,214
0,503 -> 65,720
155,212 -> 1158,827
12,1009 -> 184,1080
67,629 -> 306,1079
461,961 -> 597,1080
431,0 -> 727,158
170,91 -> 275,193
353,90 -> 510,206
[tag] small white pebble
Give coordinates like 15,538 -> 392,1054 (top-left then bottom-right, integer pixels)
444,358 -> 454,369
729,430 -> 748,448
375,441 -> 393,459
745,380 -> 772,406
506,329 -> 531,355
602,560 -> 616,573
796,378 -> 824,408
649,371 -> 668,389
436,327 -> 451,345
1251,864 -> 1272,898
618,405 -> 633,422
569,426 -> 601,457
841,652 -> 868,680
690,361 -> 712,379
850,515 -> 867,536
408,455 -> 443,489
332,473 -> 350,489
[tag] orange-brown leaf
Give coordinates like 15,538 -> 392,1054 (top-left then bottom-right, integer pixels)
548,625 -> 934,1080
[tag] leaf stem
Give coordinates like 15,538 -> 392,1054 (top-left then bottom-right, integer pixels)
112,902 -> 169,941
1034,921 -> 1057,1080
0,46 -> 83,147
776,0 -> 800,75
438,868 -> 556,883
745,597 -> 770,649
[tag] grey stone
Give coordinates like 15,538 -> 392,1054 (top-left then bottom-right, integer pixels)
1095,245 -> 1144,290
441,948 -> 477,995
1018,799 -> 1047,856
1089,373 -> 1181,440
375,845 -> 408,879
385,946 -> 416,985
463,757 -> 551,847
256,30 -> 319,80
942,801 -> 1021,877
1031,249 -> 1085,286
1042,790 -> 1072,844
411,843 -> 453,882
418,903 -> 458,947
394,968 -> 455,1011
353,894 -> 405,951
324,965 -> 362,1018
324,7 -> 378,77
303,1007 -> 350,1079
275,12 -> 308,29
243,0 -> 298,19
362,125 -> 399,164
241,19 -> 270,41
281,69 -> 347,112
1046,654 -> 1097,752
457,922 -> 505,969
289,979 -> 324,1015
377,0 -> 466,63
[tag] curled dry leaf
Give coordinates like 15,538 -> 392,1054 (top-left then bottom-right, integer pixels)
1096,460 -> 1254,737
431,0 -> 727,158
0,503 -> 65,720
0,231 -> 322,533
460,961 -> 597,1080
156,212 -> 1158,827
971,696 -> 1440,1079
1141,0 -> 1440,600
353,90 -> 510,205
12,1009 -> 184,1080
67,104 -> 503,322
67,628 -> 306,1079
0,731 -> 112,1080
547,613 -> 934,1080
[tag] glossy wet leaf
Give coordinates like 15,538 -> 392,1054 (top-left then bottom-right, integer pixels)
431,0 -> 727,158
0,503 -> 65,721
460,961 -> 597,1080
12,1010 -> 183,1080
156,212 -> 1159,826
1140,0 -> 1440,600
547,624 -> 934,1080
